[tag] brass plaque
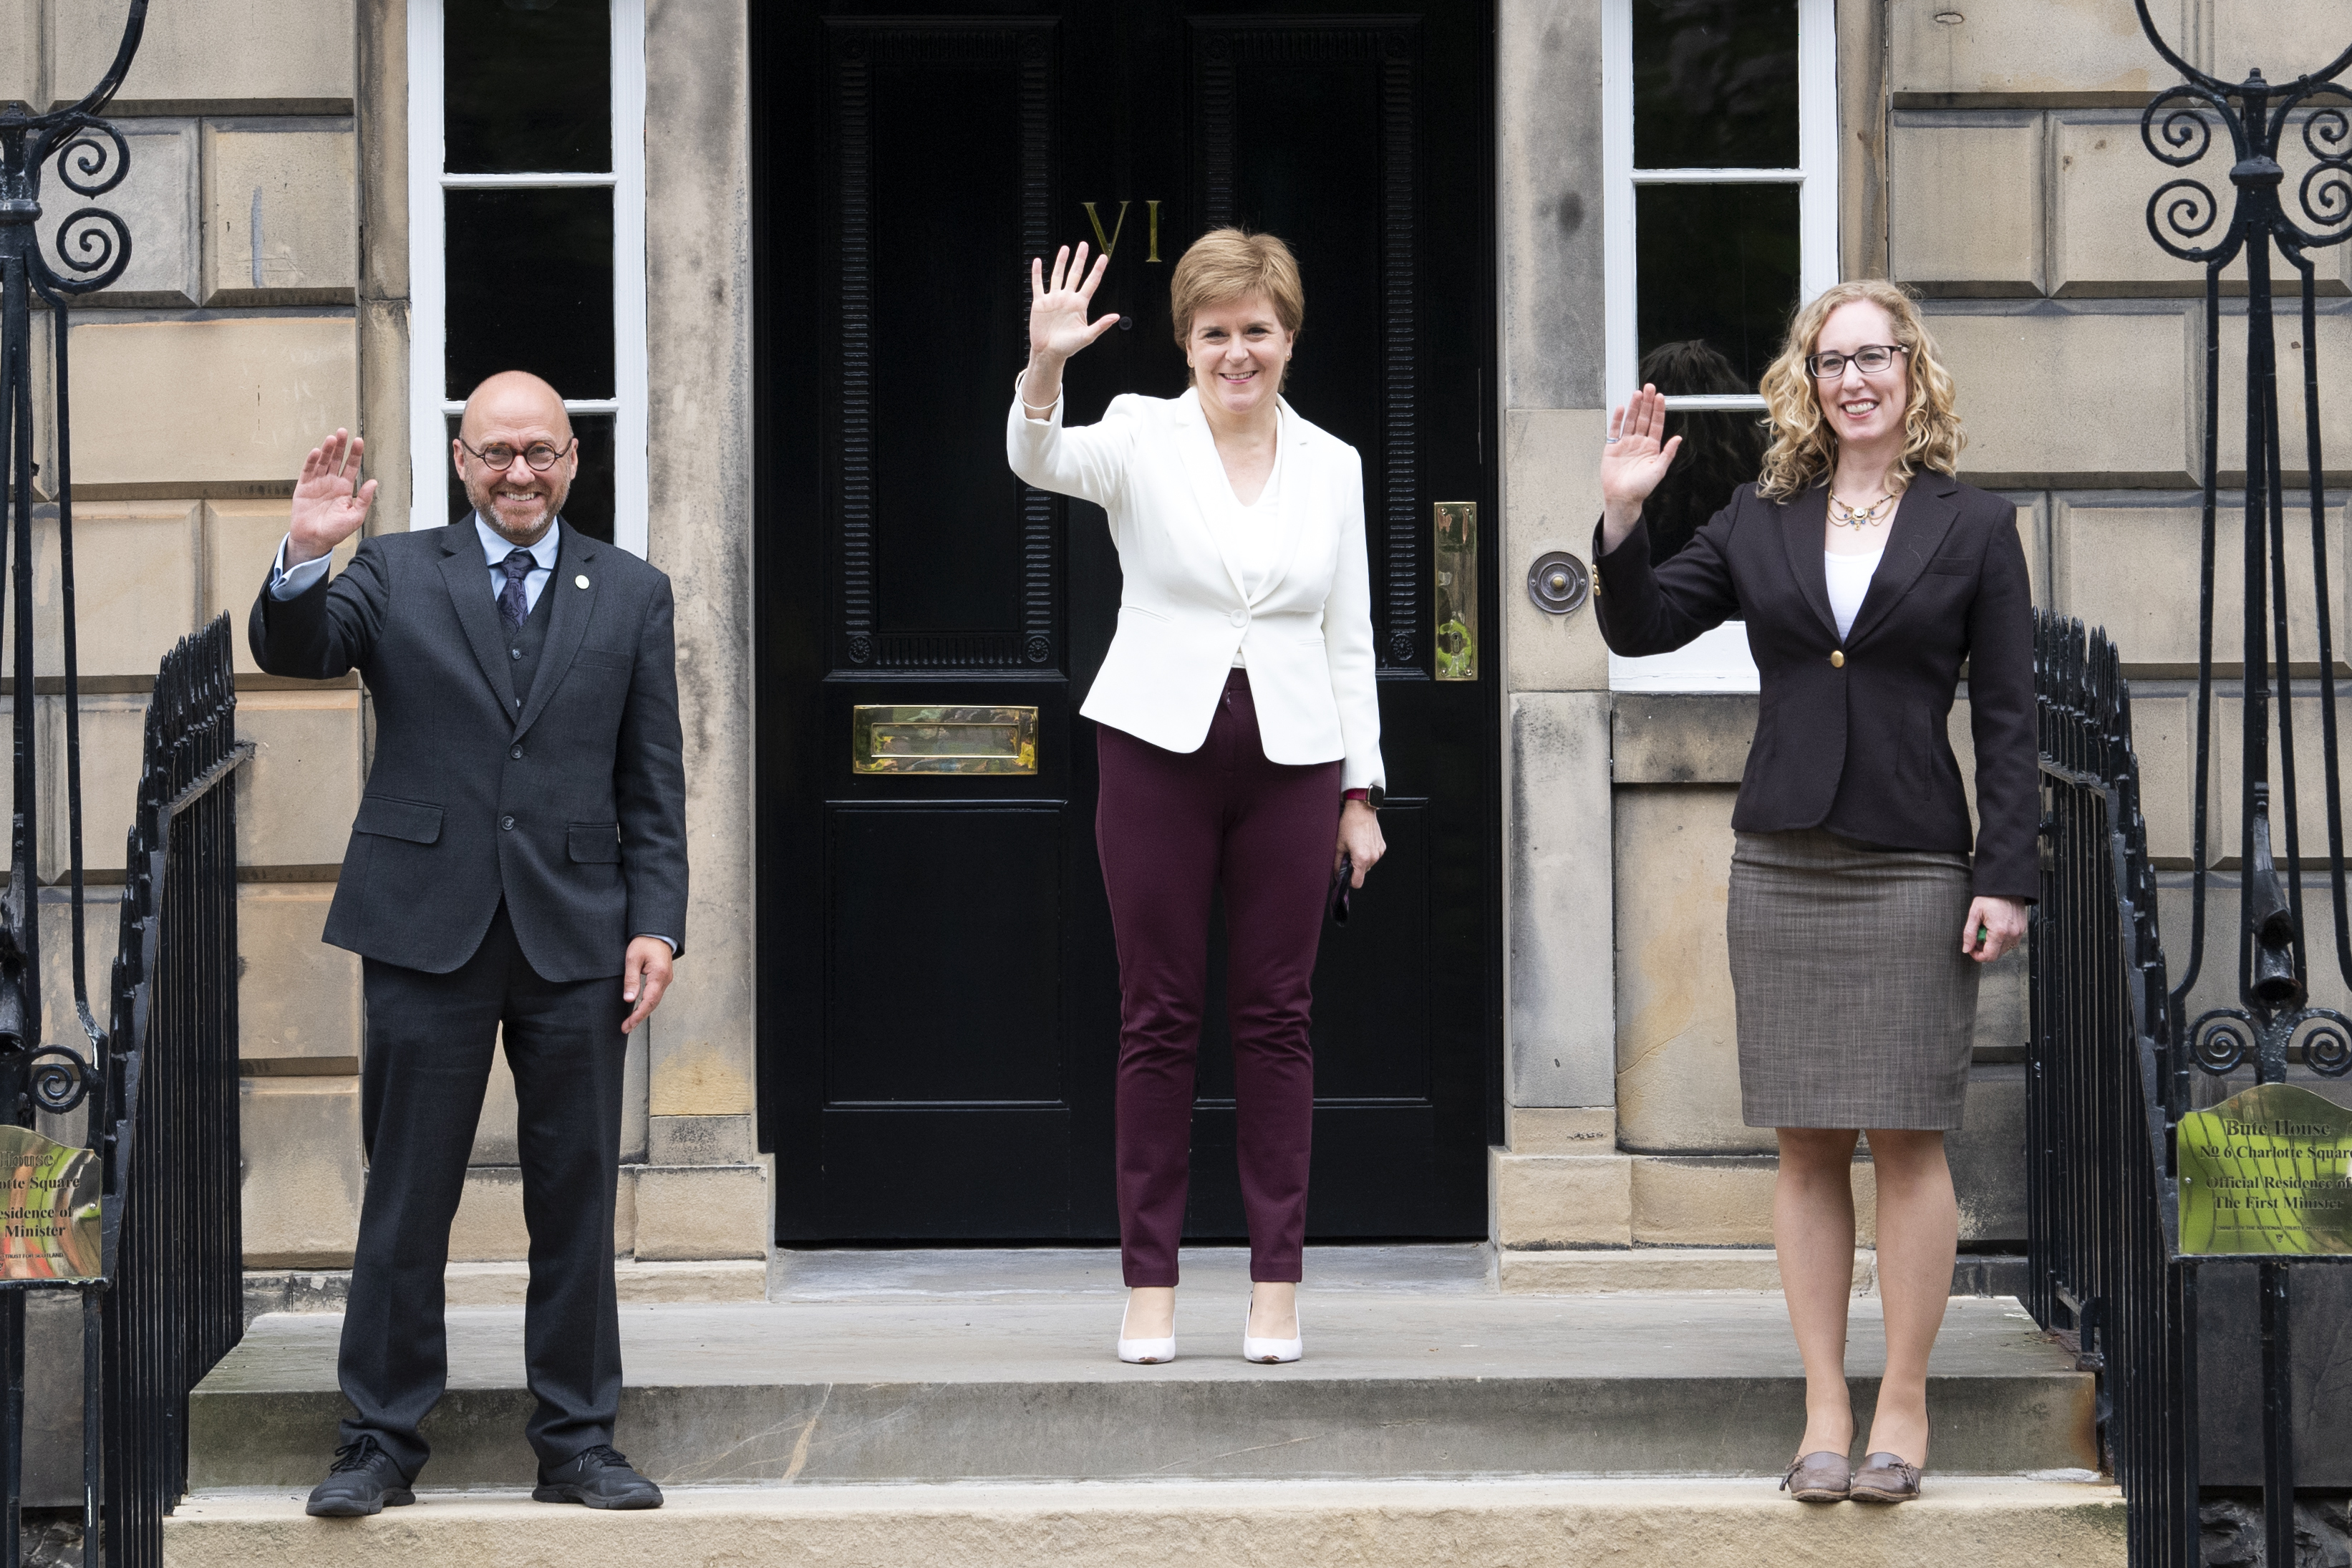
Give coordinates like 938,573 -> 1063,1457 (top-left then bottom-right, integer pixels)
1434,502 -> 1479,682
0,1125 -> 102,1282
852,705 -> 1039,775
2178,1083 -> 2352,1255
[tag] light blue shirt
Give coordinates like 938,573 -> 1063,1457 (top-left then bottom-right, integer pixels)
266,516 -> 678,959
270,513 -> 558,609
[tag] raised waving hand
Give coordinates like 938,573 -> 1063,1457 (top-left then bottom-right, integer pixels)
287,428 -> 379,567
1598,385 -> 1683,554
1020,243 -> 1119,415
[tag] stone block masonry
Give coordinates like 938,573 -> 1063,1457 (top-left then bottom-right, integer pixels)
0,0 -> 773,1281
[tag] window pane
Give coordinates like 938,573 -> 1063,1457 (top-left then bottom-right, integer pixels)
1637,339 -> 1768,562
444,0 -> 611,173
446,411 -> 615,543
445,187 -> 615,400
1632,0 -> 1799,169
1635,182 -> 1799,391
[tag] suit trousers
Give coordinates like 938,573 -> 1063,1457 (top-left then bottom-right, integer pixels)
338,901 -> 628,1480
1095,669 -> 1342,1287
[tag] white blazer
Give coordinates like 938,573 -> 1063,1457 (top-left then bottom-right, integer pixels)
1007,380 -> 1385,790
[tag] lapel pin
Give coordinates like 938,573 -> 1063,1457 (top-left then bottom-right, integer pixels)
576,575 -> 591,589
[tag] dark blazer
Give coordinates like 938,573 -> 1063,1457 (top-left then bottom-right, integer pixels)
1592,472 -> 2038,901
250,518 -> 689,979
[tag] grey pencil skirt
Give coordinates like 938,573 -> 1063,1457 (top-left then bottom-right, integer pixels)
1726,828 -> 1981,1131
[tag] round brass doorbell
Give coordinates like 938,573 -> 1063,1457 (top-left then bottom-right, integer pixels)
1526,551 -> 1590,615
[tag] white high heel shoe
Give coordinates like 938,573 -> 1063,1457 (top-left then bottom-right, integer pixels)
1242,1295 -> 1302,1364
1117,1300 -> 1175,1365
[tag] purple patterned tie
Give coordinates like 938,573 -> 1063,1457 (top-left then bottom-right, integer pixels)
498,548 -> 533,630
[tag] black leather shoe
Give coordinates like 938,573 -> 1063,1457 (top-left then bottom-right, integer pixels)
305,1436 -> 415,1517
533,1444 -> 664,1509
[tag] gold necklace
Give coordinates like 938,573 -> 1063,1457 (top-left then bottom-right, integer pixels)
1829,490 -> 1896,529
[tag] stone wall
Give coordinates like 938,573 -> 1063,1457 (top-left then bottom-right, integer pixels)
0,0 -> 767,1284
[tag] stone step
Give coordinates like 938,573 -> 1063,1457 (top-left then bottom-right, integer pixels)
189,1279 -> 2094,1489
163,1477 -> 2127,1568
1496,1244 -> 1870,1292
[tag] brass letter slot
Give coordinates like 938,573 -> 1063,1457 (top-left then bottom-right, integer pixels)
852,705 -> 1039,775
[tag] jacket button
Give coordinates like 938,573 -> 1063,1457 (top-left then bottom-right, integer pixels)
500,815 -> 516,831
510,745 -> 523,761
1229,609 -> 1247,627
1830,650 -> 1846,668
510,647 -> 522,660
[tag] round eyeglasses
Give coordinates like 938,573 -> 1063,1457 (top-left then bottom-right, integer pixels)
458,435 -> 577,472
1806,344 -> 1909,380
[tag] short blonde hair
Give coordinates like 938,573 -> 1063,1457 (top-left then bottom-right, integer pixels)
1756,279 -> 1964,501
1169,228 -> 1305,345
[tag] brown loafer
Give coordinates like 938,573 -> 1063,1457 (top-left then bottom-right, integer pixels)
1849,1451 -> 1922,1503
1779,1451 -> 1852,1502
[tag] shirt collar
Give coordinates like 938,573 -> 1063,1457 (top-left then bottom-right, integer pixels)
473,512 -> 561,571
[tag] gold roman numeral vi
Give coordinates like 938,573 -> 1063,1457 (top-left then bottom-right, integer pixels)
1081,201 -> 1166,262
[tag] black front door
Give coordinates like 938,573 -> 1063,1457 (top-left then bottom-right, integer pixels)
754,0 -> 1498,1242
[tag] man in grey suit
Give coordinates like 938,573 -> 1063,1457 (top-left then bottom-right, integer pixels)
252,371 -> 687,1516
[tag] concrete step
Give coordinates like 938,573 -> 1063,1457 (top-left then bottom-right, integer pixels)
189,1267 -> 2094,1489
163,1477 -> 2127,1568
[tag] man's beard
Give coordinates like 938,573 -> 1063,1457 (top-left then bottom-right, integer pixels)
471,480 -> 566,543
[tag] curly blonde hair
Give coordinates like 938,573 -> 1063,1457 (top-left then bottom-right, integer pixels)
1756,279 -> 1964,501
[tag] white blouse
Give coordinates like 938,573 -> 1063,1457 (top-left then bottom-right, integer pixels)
1824,546 -> 1883,642
1207,425 -> 1287,666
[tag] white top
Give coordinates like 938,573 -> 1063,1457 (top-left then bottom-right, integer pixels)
1208,428 -> 1286,665
1824,546 -> 1883,642
1005,379 -> 1385,790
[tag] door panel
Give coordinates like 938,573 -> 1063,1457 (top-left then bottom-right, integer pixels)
826,806 -> 1064,1104
756,0 -> 1497,1243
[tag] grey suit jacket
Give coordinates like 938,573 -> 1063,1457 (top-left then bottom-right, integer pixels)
249,519 -> 689,980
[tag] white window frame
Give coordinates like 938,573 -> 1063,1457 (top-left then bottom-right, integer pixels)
407,0 -> 650,558
1602,0 -> 1836,692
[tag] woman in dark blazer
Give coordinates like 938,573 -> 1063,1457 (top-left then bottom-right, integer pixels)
1592,279 -> 2036,1505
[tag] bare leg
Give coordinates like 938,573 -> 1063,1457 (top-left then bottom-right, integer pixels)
1861,1128 -> 1956,1465
1775,1127 -> 1862,1458
1126,1286 -> 1175,1339
1248,1280 -> 1297,1339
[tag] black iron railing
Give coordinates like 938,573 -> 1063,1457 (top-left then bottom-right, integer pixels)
93,618 -> 249,1567
2028,614 -> 2197,1568
2073,6 -> 2352,1566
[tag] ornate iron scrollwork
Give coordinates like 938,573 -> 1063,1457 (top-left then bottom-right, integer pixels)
2294,1010 -> 2352,1077
24,1047 -> 93,1115
2189,1008 -> 2259,1075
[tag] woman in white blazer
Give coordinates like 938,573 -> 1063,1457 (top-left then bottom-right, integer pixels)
1009,230 -> 1385,1367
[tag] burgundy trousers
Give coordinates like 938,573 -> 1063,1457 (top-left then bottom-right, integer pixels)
1095,669 -> 1342,1287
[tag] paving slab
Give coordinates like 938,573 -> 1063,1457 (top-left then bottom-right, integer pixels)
190,1291 -> 2094,1489
163,1476 -> 2129,1568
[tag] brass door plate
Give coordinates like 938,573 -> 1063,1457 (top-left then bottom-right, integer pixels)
2177,1082 -> 2352,1255
0,1124 -> 102,1281
852,705 -> 1039,774
1434,501 -> 1479,681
